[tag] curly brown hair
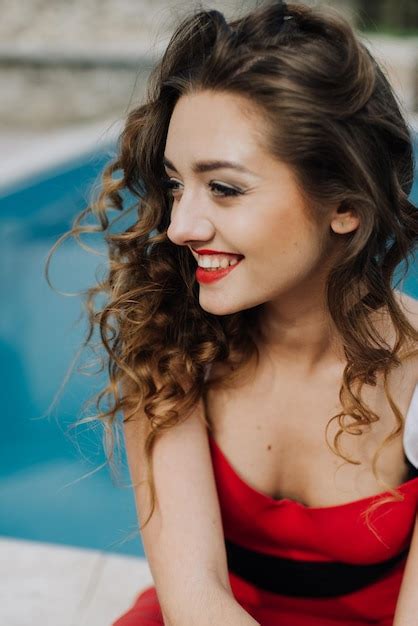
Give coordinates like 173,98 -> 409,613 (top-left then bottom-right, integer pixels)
46,0 -> 418,545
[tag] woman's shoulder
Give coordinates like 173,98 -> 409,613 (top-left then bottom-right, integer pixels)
376,289 -> 418,468
393,288 -> 418,362
394,288 -> 418,322
372,289 -> 418,363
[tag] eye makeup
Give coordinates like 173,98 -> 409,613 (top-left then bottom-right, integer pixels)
159,176 -> 244,198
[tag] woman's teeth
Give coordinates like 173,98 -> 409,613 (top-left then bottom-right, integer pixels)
197,255 -> 240,270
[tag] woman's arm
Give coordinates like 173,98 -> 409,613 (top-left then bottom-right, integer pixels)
392,513 -> 418,626
122,386 -> 260,626
161,586 -> 260,626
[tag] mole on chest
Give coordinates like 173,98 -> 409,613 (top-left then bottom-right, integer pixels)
205,368 -> 411,507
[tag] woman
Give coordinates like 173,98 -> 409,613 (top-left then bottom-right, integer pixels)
48,1 -> 418,624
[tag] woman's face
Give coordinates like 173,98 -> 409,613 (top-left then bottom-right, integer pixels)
165,90 -> 352,316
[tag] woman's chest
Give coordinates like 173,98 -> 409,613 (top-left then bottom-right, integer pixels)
204,358 -> 415,508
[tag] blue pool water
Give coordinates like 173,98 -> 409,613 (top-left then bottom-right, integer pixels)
1,138 -> 417,557
0,148 -> 143,556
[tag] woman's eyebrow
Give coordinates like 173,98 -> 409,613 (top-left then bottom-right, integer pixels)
163,156 -> 258,177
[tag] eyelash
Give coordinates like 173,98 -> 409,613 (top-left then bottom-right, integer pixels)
159,176 -> 243,198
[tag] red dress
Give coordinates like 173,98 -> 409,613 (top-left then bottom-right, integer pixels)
113,386 -> 418,626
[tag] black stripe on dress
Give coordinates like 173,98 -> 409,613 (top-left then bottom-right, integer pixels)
225,538 -> 409,597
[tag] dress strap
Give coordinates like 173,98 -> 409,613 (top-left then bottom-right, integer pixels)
403,383 -> 418,469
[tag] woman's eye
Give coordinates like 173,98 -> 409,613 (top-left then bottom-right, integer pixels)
159,176 -> 243,198
211,182 -> 243,197
159,177 -> 181,193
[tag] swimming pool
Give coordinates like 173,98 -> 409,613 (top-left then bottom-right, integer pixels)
0,148 -> 142,556
1,136 -> 417,557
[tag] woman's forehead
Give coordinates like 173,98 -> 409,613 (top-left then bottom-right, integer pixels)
165,92 -> 287,178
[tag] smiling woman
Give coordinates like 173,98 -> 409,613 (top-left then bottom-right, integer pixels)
46,1 -> 418,625
162,88 -> 360,319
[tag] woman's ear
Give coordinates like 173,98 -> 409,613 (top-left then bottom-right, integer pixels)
329,205 -> 360,235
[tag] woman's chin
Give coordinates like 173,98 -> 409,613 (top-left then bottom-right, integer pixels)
198,294 -> 243,316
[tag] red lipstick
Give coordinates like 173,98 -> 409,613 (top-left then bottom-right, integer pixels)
192,248 -> 244,257
195,257 -> 244,284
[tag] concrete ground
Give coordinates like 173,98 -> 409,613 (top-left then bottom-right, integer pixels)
0,536 -> 154,626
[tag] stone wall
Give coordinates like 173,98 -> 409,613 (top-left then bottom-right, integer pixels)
0,0 -> 416,128
0,0 -> 254,128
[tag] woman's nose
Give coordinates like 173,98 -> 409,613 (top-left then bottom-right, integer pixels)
166,194 -> 214,246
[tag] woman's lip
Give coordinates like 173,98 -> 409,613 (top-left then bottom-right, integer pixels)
195,257 -> 243,283
191,248 -> 244,258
